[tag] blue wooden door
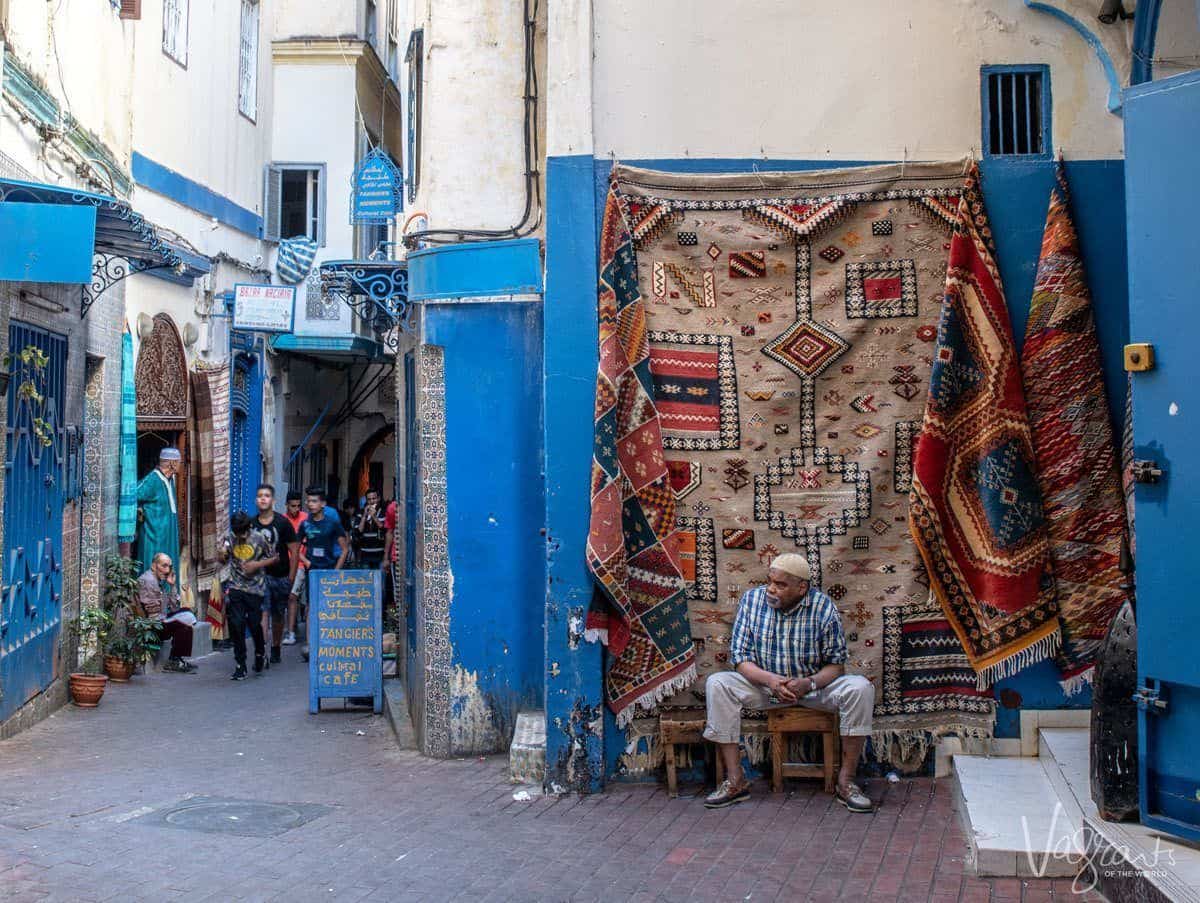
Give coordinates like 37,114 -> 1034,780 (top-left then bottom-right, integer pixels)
1125,69 -> 1200,842
1,322 -> 66,722
229,348 -> 263,516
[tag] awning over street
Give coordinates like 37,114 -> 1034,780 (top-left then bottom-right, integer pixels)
0,177 -> 209,316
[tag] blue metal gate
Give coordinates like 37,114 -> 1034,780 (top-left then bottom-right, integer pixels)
229,343 -> 263,516
1126,68 -> 1200,842
1,322 -> 67,722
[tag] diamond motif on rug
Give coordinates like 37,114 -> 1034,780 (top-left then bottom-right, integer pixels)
761,319 -> 850,378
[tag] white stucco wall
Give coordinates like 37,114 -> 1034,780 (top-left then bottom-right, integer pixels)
398,0 -> 535,234
590,0 -> 1133,161
130,0 -> 273,217
0,1 -> 133,188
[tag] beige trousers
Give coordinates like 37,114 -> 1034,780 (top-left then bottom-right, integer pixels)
702,670 -> 875,744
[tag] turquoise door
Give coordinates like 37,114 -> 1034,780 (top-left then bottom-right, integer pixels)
1,322 -> 66,722
1125,69 -> 1200,842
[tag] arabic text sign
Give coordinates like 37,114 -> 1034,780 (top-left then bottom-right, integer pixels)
233,283 -> 296,333
351,149 -> 402,224
307,569 -> 382,712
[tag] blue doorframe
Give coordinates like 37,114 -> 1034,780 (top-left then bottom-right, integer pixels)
2,322 -> 67,722
229,335 -> 264,516
1125,68 -> 1200,842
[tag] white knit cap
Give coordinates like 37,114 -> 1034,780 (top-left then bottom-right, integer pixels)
769,553 -> 811,581
159,447 -> 182,461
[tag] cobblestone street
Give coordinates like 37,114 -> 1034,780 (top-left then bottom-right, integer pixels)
0,651 -> 1100,902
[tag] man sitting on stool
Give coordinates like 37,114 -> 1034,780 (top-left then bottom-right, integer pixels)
703,553 -> 874,812
137,553 -> 197,674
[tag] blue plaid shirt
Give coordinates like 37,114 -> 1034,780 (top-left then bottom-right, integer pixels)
728,586 -> 847,679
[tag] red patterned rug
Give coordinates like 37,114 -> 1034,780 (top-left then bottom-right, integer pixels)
587,188 -> 697,726
909,163 -> 1061,687
1021,165 -> 1130,693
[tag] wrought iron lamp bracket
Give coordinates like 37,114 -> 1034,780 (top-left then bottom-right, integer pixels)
319,262 -> 412,351
80,253 -> 173,319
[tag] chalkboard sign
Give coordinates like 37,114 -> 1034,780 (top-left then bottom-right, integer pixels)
350,148 -> 402,225
307,569 -> 382,713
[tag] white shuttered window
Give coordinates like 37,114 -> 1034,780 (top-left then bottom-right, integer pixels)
238,0 -> 260,119
162,0 -> 189,65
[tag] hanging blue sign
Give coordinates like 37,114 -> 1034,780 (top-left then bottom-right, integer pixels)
350,148 -> 403,225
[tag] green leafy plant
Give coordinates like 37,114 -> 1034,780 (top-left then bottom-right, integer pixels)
7,345 -> 54,447
101,555 -> 162,665
70,607 -> 114,675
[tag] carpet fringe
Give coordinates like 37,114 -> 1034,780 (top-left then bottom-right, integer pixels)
975,629 -> 1062,690
1058,666 -> 1095,698
871,725 -> 994,771
615,664 -> 698,729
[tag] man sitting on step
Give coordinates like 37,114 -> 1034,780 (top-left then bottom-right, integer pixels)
702,553 -> 874,812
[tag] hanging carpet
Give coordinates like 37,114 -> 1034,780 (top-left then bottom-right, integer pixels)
190,360 -> 231,593
909,164 -> 1060,689
1020,165 -> 1130,694
588,160 -> 995,749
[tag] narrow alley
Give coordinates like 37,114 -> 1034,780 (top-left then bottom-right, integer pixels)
0,650 -> 1094,903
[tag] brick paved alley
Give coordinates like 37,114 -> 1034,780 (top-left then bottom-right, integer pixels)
0,651 -> 1097,902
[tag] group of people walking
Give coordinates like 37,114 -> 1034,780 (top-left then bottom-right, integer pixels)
134,446 -> 396,681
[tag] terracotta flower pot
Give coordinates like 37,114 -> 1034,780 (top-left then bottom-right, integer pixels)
69,673 -> 108,707
103,656 -> 135,682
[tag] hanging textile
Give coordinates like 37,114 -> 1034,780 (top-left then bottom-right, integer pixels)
118,329 -> 139,543
909,163 -> 1060,688
276,236 -> 318,285
190,360 -> 230,589
588,161 -> 995,752
1020,164 -> 1130,694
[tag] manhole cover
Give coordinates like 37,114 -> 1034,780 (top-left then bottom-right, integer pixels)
133,797 -> 331,837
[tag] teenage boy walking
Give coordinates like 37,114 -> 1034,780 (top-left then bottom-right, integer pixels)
251,484 -> 299,665
282,490 -> 307,645
298,487 -> 348,662
221,511 -> 277,680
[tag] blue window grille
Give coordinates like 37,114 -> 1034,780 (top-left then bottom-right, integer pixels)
981,65 -> 1051,159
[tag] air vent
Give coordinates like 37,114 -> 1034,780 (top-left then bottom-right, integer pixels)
982,66 -> 1050,158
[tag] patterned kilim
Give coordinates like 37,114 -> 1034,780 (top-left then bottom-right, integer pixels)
909,164 -> 1060,688
1021,166 -> 1130,693
118,329 -> 139,543
589,161 -> 995,748
190,361 -> 231,593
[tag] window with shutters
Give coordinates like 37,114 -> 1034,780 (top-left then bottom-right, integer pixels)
981,65 -> 1051,159
162,0 -> 189,66
405,29 -> 423,203
263,163 -> 326,245
119,0 -> 142,19
238,0 -> 259,120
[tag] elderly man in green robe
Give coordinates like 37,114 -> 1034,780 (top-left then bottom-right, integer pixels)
135,447 -> 181,573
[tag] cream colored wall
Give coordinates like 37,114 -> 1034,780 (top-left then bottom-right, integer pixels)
590,0 -> 1131,160
0,0 -> 133,189
130,0 -> 273,215
398,0 -> 537,236
272,0 -> 358,41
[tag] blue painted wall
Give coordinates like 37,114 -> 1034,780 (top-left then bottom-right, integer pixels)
410,238 -> 547,754
131,152 -> 262,237
543,154 -> 1130,781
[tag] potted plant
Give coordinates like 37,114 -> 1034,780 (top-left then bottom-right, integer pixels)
69,607 -> 114,706
100,555 -> 162,679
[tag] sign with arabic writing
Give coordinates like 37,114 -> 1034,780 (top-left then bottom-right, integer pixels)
350,147 -> 403,225
307,569 -> 382,713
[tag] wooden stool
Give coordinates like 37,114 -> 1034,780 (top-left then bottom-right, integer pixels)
660,710 -> 722,797
767,707 -> 840,793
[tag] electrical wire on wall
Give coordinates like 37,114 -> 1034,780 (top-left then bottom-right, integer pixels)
402,0 -> 542,248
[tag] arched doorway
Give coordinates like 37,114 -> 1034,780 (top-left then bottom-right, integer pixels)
348,423 -> 395,501
134,313 -> 189,539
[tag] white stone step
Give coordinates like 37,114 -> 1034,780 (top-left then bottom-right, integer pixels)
1041,727 -> 1200,903
509,710 -> 545,784
953,752 -> 1085,877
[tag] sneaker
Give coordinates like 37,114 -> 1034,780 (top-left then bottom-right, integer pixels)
270,647 -> 281,664
704,779 -> 751,810
231,666 -> 248,681
163,658 -> 192,674
281,632 -> 297,646
835,781 -> 874,813
300,645 -> 310,663
253,653 -> 265,674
